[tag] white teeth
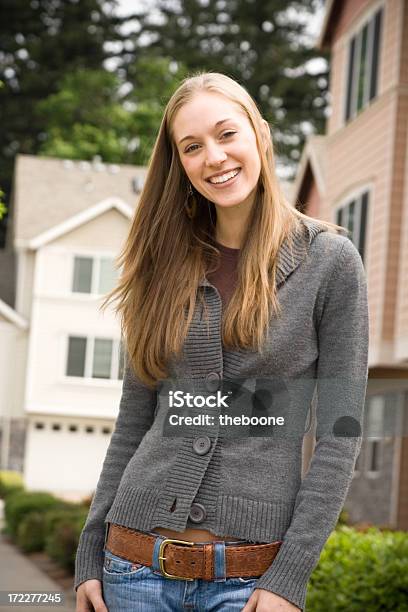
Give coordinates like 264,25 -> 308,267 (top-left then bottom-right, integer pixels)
208,169 -> 240,184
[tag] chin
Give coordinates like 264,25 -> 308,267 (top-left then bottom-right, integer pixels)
213,192 -> 254,208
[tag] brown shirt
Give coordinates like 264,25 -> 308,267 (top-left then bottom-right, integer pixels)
207,241 -> 240,308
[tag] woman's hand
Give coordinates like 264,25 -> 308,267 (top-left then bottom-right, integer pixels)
242,588 -> 301,612
76,579 -> 108,612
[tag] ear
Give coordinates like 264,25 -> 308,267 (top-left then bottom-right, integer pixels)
261,119 -> 271,153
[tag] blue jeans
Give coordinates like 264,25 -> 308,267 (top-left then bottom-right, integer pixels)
102,538 -> 259,611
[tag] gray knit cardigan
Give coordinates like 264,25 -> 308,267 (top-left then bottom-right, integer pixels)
75,217 -> 369,610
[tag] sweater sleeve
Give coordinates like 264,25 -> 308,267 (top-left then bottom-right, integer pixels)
74,359 -> 157,590
255,238 -> 369,610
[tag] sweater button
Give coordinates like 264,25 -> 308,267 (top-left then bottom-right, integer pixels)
206,372 -> 221,392
189,503 -> 206,523
193,436 -> 211,456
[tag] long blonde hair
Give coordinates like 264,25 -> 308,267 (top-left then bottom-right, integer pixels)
103,72 -> 342,386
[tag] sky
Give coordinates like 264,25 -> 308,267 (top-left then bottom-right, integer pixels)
114,0 -> 326,40
112,0 -> 327,76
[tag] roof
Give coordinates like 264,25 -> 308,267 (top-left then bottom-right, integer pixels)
0,299 -> 28,329
291,135 -> 328,204
317,0 -> 339,50
13,155 -> 146,246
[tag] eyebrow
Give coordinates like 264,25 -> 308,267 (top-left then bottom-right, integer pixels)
178,118 -> 235,145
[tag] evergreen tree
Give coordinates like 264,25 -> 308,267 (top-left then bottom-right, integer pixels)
0,0 -> 122,245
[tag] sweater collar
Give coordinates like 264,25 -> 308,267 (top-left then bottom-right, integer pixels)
199,217 -> 327,288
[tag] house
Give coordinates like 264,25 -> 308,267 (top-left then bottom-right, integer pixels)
3,155 -> 146,499
295,0 -> 408,528
0,299 -> 28,471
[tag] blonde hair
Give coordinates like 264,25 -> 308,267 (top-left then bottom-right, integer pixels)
103,71 -> 343,386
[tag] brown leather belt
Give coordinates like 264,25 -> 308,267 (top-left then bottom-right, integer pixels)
106,524 -> 282,581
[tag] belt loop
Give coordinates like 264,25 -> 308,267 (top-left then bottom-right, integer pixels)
213,541 -> 226,582
152,535 -> 166,573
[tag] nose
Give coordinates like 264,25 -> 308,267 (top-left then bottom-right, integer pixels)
205,143 -> 227,167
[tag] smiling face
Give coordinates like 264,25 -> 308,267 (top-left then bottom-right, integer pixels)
172,91 -> 263,210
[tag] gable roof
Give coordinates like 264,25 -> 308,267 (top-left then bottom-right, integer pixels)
291,135 -> 328,204
317,0 -> 340,50
13,155 -> 146,245
19,197 -> 133,250
0,299 -> 28,329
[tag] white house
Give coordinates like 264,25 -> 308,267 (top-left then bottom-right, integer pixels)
7,154 -> 146,499
0,299 -> 28,471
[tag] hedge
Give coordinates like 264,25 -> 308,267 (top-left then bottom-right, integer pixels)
44,507 -> 88,572
0,470 -> 24,499
4,490 -> 65,538
307,526 -> 408,611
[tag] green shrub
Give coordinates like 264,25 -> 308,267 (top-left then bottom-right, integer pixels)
43,505 -> 87,535
45,507 -> 88,572
13,502 -> 88,555
307,526 -> 408,611
4,491 -> 64,538
0,470 -> 24,499
336,508 -> 349,527
16,512 -> 46,552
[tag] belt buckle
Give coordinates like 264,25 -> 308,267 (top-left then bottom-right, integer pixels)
158,538 -> 195,581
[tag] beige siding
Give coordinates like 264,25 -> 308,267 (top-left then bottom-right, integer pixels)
327,1 -> 402,137
53,208 -> 129,251
317,0 -> 408,366
395,2 -> 408,362
321,99 -> 394,358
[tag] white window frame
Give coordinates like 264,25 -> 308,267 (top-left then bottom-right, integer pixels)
334,185 -> 371,264
343,3 -> 384,124
71,254 -> 117,296
64,335 -> 123,383
365,395 -> 385,479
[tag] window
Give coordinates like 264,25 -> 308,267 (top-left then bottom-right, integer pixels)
93,338 -> 113,379
66,337 -> 87,377
345,8 -> 383,122
365,395 -> 384,476
72,257 -> 93,293
335,191 -> 369,263
72,255 -> 117,295
99,258 -> 117,294
66,336 -> 124,380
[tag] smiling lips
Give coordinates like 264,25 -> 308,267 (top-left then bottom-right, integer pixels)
206,168 -> 241,185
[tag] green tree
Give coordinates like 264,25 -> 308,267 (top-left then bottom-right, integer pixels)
36,57 -> 187,165
0,0 -> 123,244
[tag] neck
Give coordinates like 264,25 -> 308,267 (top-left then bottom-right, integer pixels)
214,190 -> 255,249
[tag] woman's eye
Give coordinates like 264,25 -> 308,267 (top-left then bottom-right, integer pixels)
185,143 -> 200,153
184,131 -> 236,154
221,131 -> 236,139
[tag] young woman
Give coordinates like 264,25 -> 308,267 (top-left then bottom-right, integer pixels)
75,72 -> 369,612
